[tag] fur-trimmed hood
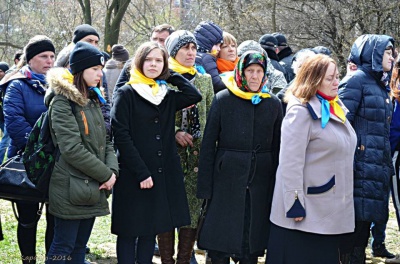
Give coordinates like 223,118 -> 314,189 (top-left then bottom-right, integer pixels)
45,67 -> 88,107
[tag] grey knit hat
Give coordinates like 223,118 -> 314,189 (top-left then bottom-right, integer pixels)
237,40 -> 272,76
237,40 -> 266,57
165,30 -> 197,58
112,44 -> 130,62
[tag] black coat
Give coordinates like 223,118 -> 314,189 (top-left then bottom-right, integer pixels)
197,89 -> 282,255
111,74 -> 202,236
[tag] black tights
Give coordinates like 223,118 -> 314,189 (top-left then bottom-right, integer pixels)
15,201 -> 54,264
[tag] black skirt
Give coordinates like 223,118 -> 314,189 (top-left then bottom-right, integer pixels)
266,223 -> 340,264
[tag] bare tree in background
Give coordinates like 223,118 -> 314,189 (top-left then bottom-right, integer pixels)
0,0 -> 399,68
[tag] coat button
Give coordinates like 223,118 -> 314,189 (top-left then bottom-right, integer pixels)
157,150 -> 162,156
158,168 -> 163,173
156,135 -> 161,140
154,118 -> 159,124
194,167 -> 198,172
193,150 -> 198,156
386,98 -> 390,104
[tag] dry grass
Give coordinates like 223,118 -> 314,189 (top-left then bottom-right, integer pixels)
0,198 -> 399,264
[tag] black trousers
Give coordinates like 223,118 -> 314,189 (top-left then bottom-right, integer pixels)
339,220 -> 371,254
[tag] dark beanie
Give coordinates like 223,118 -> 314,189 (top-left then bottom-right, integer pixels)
273,33 -> 288,46
69,42 -> 105,74
72,24 -> 100,44
112,44 -> 130,62
25,36 -> 55,62
259,34 -> 278,48
0,62 -> 9,72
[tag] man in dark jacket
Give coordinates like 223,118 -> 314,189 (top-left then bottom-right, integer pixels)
259,34 -> 288,82
338,34 -> 396,264
273,33 -> 294,83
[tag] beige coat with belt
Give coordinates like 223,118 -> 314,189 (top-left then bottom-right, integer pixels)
270,95 -> 357,235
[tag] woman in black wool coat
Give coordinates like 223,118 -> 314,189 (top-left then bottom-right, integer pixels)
111,41 -> 202,264
197,51 -> 283,264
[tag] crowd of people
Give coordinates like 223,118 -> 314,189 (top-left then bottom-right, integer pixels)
0,20 -> 399,264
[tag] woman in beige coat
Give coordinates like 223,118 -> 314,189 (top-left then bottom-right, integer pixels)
267,54 -> 357,264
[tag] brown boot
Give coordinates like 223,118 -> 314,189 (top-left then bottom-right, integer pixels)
158,230 -> 175,264
176,228 -> 197,264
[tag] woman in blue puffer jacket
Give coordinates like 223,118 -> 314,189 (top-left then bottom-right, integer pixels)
338,34 -> 395,263
0,35 -> 56,264
193,21 -> 225,94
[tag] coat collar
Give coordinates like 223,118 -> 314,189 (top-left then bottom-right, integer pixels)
45,67 -> 88,107
288,94 -> 349,124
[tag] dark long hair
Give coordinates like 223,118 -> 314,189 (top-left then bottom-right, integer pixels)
132,41 -> 170,80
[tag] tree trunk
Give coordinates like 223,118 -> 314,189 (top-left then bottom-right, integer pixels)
104,0 -> 132,52
77,0 -> 92,24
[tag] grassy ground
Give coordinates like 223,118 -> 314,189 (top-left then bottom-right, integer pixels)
0,198 -> 399,264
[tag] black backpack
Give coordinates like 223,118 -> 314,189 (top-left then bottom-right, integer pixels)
22,100 -> 74,194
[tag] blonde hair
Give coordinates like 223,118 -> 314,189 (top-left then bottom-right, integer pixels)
222,31 -> 237,46
286,54 -> 338,103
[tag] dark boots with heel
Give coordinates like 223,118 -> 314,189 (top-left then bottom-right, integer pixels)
158,230 -> 175,264
177,228 -> 197,264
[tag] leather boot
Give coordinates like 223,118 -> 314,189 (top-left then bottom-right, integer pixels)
177,228 -> 197,264
158,230 -> 175,264
350,247 -> 366,264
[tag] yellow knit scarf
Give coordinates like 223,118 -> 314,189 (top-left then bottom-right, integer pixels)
61,68 -> 74,84
221,72 -> 271,101
168,57 -> 197,75
127,68 -> 160,95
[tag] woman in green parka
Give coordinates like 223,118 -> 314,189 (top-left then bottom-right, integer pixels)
156,30 -> 214,264
44,42 -> 118,264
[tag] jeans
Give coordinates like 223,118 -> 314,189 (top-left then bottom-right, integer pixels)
117,235 -> 155,264
370,222 -> 386,249
46,216 -> 95,264
0,122 -> 10,163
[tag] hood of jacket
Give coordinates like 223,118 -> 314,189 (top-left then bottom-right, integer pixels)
45,67 -> 88,107
348,34 -> 394,73
193,21 -> 223,53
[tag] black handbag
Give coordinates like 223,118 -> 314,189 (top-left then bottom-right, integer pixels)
0,155 -> 45,202
0,155 -> 46,228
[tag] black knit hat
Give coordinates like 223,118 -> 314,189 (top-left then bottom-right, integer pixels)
69,42 -> 105,74
0,62 -> 9,72
72,24 -> 100,44
24,36 -> 55,62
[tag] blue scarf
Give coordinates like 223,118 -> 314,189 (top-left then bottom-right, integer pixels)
89,87 -> 107,104
316,93 -> 346,128
316,94 -> 331,128
21,66 -> 47,85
